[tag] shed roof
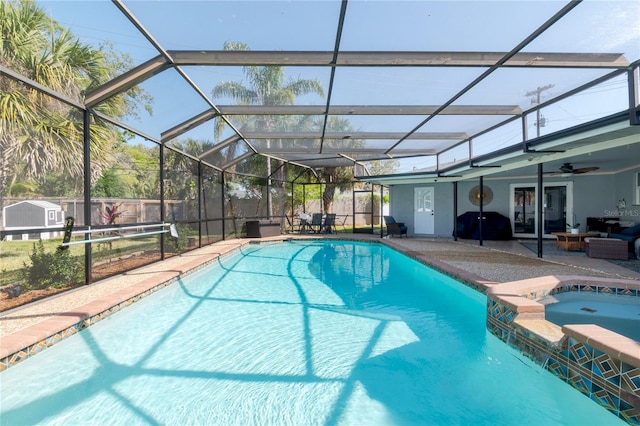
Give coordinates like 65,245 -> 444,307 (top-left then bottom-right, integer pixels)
5,200 -> 62,211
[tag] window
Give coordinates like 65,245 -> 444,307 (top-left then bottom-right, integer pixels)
635,172 -> 640,205
48,211 -> 55,220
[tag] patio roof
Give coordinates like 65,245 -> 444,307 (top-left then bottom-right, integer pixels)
21,0 -> 640,179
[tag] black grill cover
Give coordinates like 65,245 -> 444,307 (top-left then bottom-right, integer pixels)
455,211 -> 512,240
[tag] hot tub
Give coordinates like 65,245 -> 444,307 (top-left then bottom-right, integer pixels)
540,291 -> 640,342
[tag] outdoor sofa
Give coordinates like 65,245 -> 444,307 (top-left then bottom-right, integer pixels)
608,222 -> 640,251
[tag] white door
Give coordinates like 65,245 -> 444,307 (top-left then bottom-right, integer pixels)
414,187 -> 435,234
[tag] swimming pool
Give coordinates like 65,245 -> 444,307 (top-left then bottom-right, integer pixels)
0,240 -> 623,425
542,292 -> 640,341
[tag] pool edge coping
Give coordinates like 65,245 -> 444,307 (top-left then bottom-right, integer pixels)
2,235 -> 491,370
0,237 -> 356,366
2,236 -> 639,422
0,239 -> 251,369
2,236 -> 637,372
486,275 -> 640,424
486,274 -> 640,370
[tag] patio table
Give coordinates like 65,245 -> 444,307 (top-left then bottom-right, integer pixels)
552,232 -> 593,251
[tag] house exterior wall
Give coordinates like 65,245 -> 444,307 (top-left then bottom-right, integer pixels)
613,167 -> 640,225
389,172 -> 636,237
388,185 -> 415,234
390,181 -> 512,237
572,175 -> 618,228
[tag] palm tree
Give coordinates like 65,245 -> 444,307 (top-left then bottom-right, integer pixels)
211,41 -> 325,218
0,0 -> 151,213
164,139 -> 206,202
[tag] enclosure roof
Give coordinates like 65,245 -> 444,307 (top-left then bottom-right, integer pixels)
31,0 -> 640,178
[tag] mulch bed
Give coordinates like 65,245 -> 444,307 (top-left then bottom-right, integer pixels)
1,251 -> 165,313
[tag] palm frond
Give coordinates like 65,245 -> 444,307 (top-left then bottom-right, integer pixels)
212,81 -> 257,105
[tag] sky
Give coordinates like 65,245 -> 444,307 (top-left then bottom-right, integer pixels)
34,0 -> 640,173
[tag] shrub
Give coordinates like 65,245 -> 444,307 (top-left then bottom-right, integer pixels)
22,240 -> 83,290
169,223 -> 190,252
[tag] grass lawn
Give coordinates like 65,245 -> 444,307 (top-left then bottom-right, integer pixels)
2,226 -> 376,287
0,236 -> 161,286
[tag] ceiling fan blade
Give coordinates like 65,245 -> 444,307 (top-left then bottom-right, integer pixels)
559,163 -> 574,173
573,166 -> 599,174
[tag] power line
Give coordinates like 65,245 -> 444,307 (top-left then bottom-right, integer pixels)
525,84 -> 554,137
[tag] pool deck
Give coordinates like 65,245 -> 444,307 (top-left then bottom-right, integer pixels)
2,234 -> 639,360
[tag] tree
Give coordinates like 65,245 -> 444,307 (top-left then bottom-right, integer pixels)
0,0 -> 152,211
164,139 -> 206,200
163,138 -> 222,222
316,117 -> 359,214
211,41 -> 325,218
92,168 -> 126,198
116,142 -> 160,199
363,158 -> 401,176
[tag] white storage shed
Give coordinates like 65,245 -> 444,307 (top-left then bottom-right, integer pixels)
3,200 -> 65,241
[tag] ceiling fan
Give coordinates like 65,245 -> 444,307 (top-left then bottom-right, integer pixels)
546,162 -> 600,176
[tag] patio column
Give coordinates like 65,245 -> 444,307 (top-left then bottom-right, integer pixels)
453,182 -> 458,241
628,66 -> 639,125
537,163 -> 543,258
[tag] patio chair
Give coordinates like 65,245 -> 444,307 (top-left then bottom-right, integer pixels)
608,223 -> 640,251
322,213 -> 337,234
309,213 -> 323,233
336,214 -> 349,232
384,215 -> 407,238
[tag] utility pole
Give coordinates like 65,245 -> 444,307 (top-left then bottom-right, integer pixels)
526,84 -> 554,137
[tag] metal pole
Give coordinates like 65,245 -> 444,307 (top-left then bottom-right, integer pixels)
83,109 -> 92,284
537,163 -> 544,258
629,67 -> 640,125
380,185 -> 384,238
267,158 -> 273,219
453,182 -> 458,241
198,161 -> 203,247
351,184 -> 356,234
159,144 -> 165,259
478,176 -> 484,247
290,181 -> 294,233
526,84 -> 554,138
202,167 -> 210,246
221,172 -> 226,240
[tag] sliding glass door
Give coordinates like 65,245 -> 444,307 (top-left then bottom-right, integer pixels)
513,186 -> 536,234
510,182 -> 573,238
544,185 -> 567,233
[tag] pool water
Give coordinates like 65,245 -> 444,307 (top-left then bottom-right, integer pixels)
543,291 -> 640,341
0,241 -> 623,425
